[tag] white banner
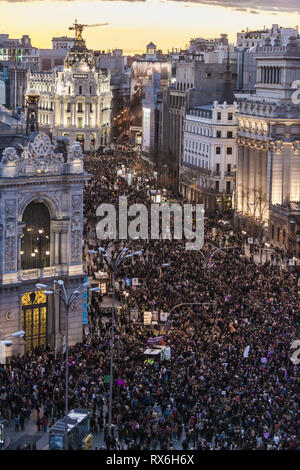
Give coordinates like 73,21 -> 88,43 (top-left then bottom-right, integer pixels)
144,311 -> 152,325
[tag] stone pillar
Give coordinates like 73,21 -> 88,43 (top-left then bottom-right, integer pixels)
17,222 -> 24,272
2,198 -> 18,284
59,97 -> 64,126
72,101 -> 76,127
243,145 -> 250,214
248,145 -> 255,213
237,144 -> 244,212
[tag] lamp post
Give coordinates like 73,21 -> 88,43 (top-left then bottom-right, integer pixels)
36,280 -> 100,450
241,231 -> 247,253
88,246 -> 143,437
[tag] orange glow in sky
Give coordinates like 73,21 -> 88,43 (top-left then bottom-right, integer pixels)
0,0 -> 298,54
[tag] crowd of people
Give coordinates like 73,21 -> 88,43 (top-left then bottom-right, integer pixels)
0,149 -> 299,450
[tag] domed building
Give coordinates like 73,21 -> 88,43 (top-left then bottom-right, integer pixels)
27,28 -> 112,152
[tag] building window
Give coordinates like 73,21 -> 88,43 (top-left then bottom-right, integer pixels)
227,164 -> 231,173
228,112 -> 233,121
216,146 -> 221,155
90,85 -> 92,94
271,224 -> 274,239
227,131 -> 233,138
216,131 -> 221,138
68,86 -> 71,94
227,147 -> 232,155
277,227 -> 280,242
79,85 -> 82,95
226,181 -> 231,193
216,163 -> 220,173
216,181 -> 219,191
217,112 -> 221,120
77,102 -> 83,112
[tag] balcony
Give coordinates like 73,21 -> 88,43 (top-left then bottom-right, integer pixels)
20,266 -> 58,281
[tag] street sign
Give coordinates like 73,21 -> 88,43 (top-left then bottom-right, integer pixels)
248,238 -> 253,244
103,375 -> 110,384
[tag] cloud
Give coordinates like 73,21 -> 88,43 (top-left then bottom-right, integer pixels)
0,0 -> 299,14
171,0 -> 300,14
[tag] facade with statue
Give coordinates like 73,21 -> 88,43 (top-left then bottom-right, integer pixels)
26,28 -> 112,152
0,132 -> 90,357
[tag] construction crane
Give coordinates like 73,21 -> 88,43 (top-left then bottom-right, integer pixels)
69,19 -> 109,42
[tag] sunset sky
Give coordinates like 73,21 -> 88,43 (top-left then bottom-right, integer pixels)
0,0 -> 299,54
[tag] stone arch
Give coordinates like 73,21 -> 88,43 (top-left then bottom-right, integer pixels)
18,192 -> 60,223
21,201 -> 51,270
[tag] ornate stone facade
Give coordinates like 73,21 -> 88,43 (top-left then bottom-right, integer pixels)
27,38 -> 112,152
0,132 -> 90,357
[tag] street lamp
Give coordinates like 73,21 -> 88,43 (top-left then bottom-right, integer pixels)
88,246 -> 143,437
36,280 -> 99,450
241,230 -> 247,253
0,331 -> 25,360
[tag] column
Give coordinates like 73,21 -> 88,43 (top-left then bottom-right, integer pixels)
84,100 -> 88,127
236,144 -> 244,212
256,147 -> 263,220
244,145 -> 250,214
60,97 -> 64,126
70,100 -> 73,128
248,145 -> 255,213
72,101 -> 76,127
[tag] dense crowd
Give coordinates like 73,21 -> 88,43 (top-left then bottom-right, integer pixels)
0,150 -> 299,450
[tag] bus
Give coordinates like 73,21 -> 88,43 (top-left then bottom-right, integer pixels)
49,408 -> 92,450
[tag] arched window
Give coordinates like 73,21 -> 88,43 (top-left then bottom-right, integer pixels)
21,202 -> 51,270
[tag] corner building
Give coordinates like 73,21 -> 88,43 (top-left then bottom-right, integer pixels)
27,36 -> 112,152
0,133 -> 90,357
236,36 -> 300,254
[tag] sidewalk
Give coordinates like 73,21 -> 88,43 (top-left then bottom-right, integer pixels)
4,409 -> 49,450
